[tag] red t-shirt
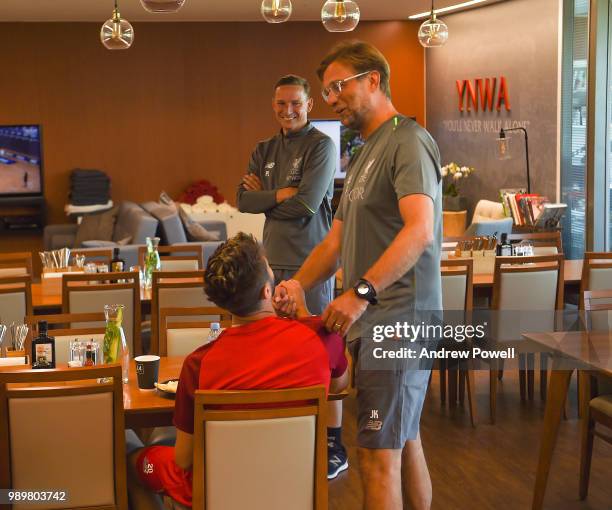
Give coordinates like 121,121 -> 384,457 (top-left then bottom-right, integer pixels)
173,316 -> 346,434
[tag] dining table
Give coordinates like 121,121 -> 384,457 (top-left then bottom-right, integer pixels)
522,330 -> 612,510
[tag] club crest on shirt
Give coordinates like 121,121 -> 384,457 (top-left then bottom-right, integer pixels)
286,156 -> 303,182
265,161 -> 275,169
358,159 -> 376,183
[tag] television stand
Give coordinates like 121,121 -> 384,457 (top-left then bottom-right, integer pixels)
0,196 -> 46,233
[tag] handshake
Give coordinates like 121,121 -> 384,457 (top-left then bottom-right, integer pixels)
272,279 -> 310,318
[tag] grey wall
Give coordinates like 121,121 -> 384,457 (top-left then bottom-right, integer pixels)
426,0 -> 559,219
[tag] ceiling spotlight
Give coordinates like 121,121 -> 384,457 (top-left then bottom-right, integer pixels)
140,0 -> 186,13
418,0 -> 449,48
100,0 -> 134,50
261,0 -> 292,23
321,0 -> 360,33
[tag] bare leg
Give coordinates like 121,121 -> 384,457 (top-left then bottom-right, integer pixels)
357,447 -> 402,510
401,433 -> 432,510
328,400 -> 342,428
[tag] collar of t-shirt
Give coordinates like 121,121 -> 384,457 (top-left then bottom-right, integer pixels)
280,122 -> 313,140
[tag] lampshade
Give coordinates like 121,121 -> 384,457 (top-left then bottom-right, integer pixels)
100,4 -> 134,50
260,0 -> 292,23
140,0 -> 186,13
418,1 -> 448,48
497,133 -> 511,160
321,0 -> 360,32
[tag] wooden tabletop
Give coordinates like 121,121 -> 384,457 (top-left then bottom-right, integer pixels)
521,330 -> 612,375
31,283 -> 152,310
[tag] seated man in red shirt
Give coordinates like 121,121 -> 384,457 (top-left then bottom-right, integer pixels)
128,233 -> 348,508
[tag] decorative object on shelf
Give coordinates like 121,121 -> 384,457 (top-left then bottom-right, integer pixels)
261,0 -> 292,23
418,0 -> 449,48
177,179 -> 225,205
441,162 -> 474,211
497,127 -> 531,193
140,0 -> 186,13
321,0 -> 360,32
100,0 -> 134,50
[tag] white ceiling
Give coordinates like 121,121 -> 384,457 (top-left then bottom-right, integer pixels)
0,0 -> 507,22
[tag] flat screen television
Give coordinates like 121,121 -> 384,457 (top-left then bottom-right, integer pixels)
310,119 -> 365,181
0,124 -> 43,198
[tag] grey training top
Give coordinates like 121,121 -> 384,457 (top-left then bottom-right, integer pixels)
336,115 -> 443,342
237,123 -> 336,269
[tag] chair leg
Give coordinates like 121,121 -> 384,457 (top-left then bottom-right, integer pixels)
519,354 -> 527,400
459,370 -> 466,405
540,353 -> 548,401
527,353 -> 535,401
439,359 -> 447,405
498,359 -> 505,380
489,366 -> 498,424
579,372 -> 594,500
576,372 -> 581,419
448,366 -> 458,408
465,368 -> 477,427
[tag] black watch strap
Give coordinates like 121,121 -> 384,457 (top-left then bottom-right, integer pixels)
353,278 -> 378,305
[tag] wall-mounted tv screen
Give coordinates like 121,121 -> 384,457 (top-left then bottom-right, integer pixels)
311,119 -> 364,181
0,125 -> 43,197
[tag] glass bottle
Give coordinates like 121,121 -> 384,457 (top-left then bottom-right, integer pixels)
31,320 -> 56,369
102,304 -> 129,384
143,236 -> 161,289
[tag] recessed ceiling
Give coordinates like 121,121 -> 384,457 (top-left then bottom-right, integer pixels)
0,0 -> 507,22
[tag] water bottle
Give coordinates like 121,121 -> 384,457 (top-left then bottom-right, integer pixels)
207,322 -> 221,343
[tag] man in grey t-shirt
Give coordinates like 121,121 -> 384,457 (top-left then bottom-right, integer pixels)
236,74 -> 336,316
275,43 -> 442,509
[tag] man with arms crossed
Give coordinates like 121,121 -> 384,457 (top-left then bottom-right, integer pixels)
276,42 -> 442,509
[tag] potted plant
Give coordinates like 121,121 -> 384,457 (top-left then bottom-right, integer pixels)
441,162 -> 475,211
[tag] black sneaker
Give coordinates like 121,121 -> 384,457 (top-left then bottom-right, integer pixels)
327,443 -> 349,480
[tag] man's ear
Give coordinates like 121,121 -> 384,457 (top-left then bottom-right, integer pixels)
260,281 -> 272,300
369,71 -> 381,92
306,97 -> 314,113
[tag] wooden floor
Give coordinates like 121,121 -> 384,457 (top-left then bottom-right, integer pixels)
329,370 -> 612,510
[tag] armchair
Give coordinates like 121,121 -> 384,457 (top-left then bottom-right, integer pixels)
464,199 -> 513,237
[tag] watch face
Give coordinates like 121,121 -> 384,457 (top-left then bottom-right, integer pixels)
357,283 -> 369,295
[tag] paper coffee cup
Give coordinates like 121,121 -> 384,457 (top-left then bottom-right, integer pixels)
135,355 -> 160,389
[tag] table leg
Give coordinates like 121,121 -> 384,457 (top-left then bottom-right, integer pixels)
531,369 -> 573,510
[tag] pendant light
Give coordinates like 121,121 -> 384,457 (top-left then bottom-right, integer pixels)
321,0 -> 360,32
418,0 -> 449,48
261,0 -> 292,23
140,0 -> 186,13
100,0 -> 134,50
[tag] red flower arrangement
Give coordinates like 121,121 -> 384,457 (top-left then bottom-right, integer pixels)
177,179 -> 225,205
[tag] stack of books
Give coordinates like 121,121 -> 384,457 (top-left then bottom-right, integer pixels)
499,189 -> 567,228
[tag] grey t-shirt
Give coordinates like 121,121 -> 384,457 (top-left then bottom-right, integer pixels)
237,123 -> 336,269
336,116 -> 443,341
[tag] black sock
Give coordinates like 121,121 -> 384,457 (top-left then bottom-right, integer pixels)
327,427 -> 342,448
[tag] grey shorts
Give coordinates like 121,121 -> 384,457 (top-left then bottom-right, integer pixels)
272,267 -> 334,316
349,338 -> 430,449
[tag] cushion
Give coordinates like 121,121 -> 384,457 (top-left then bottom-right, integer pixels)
81,237 -> 131,248
141,201 -> 187,244
158,192 -> 219,242
74,207 -> 118,247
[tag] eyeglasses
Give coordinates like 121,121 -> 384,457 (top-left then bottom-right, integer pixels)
321,70 -> 372,101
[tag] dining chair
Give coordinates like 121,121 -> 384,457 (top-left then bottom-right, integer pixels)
138,245 -> 203,271
440,258 -> 476,427
25,312 -> 106,364
70,248 -> 114,266
0,252 -> 33,278
580,252 -> 612,306
0,275 -> 33,327
0,364 -> 128,510
158,306 -> 232,356
507,231 -> 563,255
490,254 -> 564,423
579,289 -> 612,500
192,386 -> 327,510
150,270 -> 212,354
61,271 -> 142,355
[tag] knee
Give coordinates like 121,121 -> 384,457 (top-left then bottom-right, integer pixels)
357,448 -> 400,478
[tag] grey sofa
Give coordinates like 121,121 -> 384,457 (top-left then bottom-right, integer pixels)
141,201 -> 227,268
43,201 -> 159,268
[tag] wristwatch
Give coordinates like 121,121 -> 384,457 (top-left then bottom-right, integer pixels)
353,278 -> 378,305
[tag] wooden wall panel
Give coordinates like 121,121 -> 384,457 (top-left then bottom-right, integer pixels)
0,21 -> 424,226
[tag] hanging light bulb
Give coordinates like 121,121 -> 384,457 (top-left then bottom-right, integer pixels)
321,0 -> 360,32
140,0 -> 186,13
418,0 -> 449,48
100,0 -> 134,50
497,129 -> 512,160
261,0 -> 292,23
